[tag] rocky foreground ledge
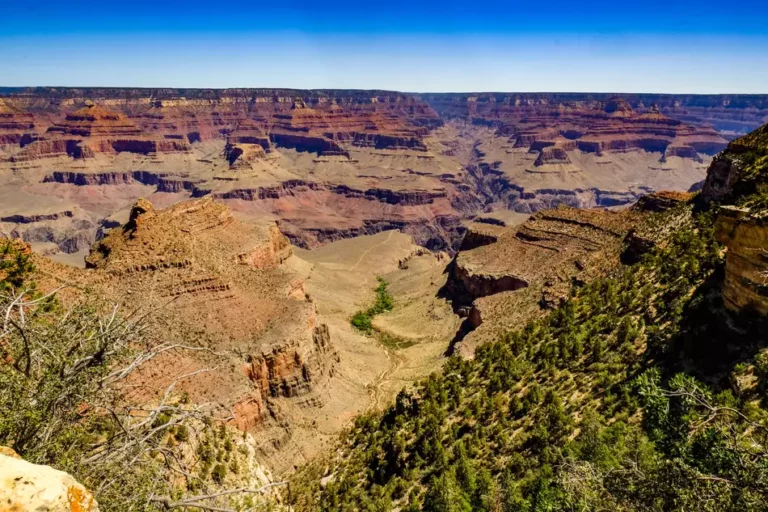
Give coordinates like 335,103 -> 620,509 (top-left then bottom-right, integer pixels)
0,447 -> 99,511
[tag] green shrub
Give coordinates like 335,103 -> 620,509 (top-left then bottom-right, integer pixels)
211,463 -> 227,484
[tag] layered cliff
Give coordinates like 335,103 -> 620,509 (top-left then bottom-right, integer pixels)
85,198 -> 336,422
9,103 -> 189,162
1,88 -> 766,260
702,123 -> 768,315
421,92 -> 768,138
0,99 -> 36,146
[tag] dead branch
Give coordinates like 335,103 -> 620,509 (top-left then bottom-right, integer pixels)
150,482 -> 287,511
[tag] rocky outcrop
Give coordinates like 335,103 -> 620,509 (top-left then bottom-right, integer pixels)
632,190 -> 693,213
9,103 -> 189,161
225,120 -> 271,168
81,198 -> 338,442
701,123 -> 768,316
247,324 -> 334,399
533,146 -> 572,166
269,132 -> 349,157
0,99 -> 36,146
459,222 -> 504,250
701,123 -> 768,205
351,132 -> 427,151
447,207 -> 641,356
0,448 -> 99,511
715,207 -> 768,315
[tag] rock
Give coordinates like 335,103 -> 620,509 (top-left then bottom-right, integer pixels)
534,146 -> 572,166
78,198 -> 338,444
632,190 -> 692,213
0,89 -> 761,264
448,206 -> 642,356
701,123 -> 768,204
715,206 -> 768,315
0,448 -> 99,511
0,99 -> 36,146
128,197 -> 154,224
10,103 -> 189,162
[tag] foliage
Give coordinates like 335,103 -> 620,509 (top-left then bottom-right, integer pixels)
289,208 -> 768,511
351,277 -> 395,333
0,241 -> 273,511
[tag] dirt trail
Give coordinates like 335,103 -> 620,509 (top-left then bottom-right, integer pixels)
348,230 -> 395,271
367,342 -> 406,412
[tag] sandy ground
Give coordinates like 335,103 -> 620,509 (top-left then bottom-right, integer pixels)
260,231 -> 459,471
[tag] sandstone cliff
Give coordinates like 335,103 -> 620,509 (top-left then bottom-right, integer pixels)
442,190 -> 696,357
702,123 -> 768,315
0,89 -> 766,265
22,198 -> 342,477
445,206 -> 644,356
715,207 -> 768,315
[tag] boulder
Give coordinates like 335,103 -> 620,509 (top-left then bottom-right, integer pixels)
0,448 -> 99,511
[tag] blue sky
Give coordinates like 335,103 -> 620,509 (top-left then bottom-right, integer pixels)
1,0 -> 767,93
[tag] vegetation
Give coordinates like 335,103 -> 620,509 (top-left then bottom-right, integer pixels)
289,207 -> 768,511
351,277 -> 395,333
0,241 -> 276,511
720,124 -> 768,211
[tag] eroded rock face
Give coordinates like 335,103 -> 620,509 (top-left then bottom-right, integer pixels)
9,103 -> 189,162
0,99 -> 36,146
428,94 -> 729,157
423,92 -> 768,140
447,206 -> 642,356
0,448 -> 99,512
0,89 -> 765,262
56,198 -> 338,440
715,207 -> 768,315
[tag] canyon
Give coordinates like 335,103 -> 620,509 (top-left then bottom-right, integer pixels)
1,88 -> 766,263
3,88 -> 768,493
4,87 -> 768,511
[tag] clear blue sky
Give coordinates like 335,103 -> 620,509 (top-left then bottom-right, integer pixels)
1,0 -> 767,93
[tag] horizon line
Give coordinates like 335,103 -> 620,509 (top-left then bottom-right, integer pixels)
2,86 -> 768,97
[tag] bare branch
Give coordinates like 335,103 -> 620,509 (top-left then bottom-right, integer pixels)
150,482 -> 287,510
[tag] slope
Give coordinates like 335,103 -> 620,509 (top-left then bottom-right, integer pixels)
288,123 -> 768,511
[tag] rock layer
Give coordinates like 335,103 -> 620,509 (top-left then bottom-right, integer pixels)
70,198 -> 339,439
446,206 -> 642,356
0,89 -> 766,260
715,207 -> 768,315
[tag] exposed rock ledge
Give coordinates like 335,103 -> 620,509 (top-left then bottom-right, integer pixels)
0,447 -> 99,511
715,206 -> 768,315
446,206 -> 641,356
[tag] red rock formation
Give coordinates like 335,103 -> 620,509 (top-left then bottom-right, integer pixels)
0,99 -> 36,146
84,198 -> 338,432
447,206 -> 642,356
10,103 -> 189,161
0,89 -> 755,257
225,119 -> 270,168
430,94 -> 729,159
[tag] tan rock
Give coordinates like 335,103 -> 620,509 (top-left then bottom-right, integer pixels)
0,450 -> 99,511
715,206 -> 768,315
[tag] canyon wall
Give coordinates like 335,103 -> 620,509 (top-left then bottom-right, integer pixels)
703,123 -> 768,315
0,88 -> 766,259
